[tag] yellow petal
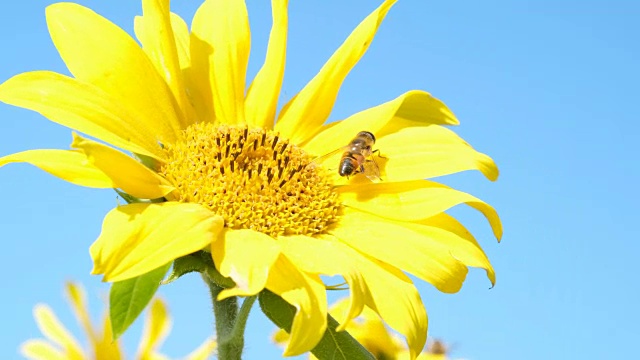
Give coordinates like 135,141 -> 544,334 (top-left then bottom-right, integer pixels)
338,179 -> 503,240
46,3 -> 181,143
32,305 -> 85,359
332,299 -> 402,359
415,354 -> 447,360
275,0 -> 397,144
279,235 -> 367,331
134,0 -> 195,127
343,248 -> 428,359
187,12 -> 214,123
0,71 -> 165,160
64,282 -> 97,342
266,255 -> 327,356
272,328 -> 289,346
191,0 -> 250,125
169,13 -> 191,71
0,149 -> 115,188
171,12 -> 202,125
303,90 -> 458,155
376,125 -> 499,182
408,213 -> 496,286
20,340 -> 69,360
94,314 -> 124,360
183,337 -> 217,360
331,210 -> 468,294
71,133 -> 174,199
245,0 -> 288,129
212,229 -> 281,299
136,298 -> 171,357
90,202 -> 224,282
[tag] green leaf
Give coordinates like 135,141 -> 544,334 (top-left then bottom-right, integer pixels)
109,262 -> 171,340
259,290 -> 375,360
161,253 -> 207,285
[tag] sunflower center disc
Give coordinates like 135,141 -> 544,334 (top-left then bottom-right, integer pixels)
161,123 -> 340,237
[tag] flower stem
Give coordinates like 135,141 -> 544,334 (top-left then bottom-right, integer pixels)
202,273 -> 256,360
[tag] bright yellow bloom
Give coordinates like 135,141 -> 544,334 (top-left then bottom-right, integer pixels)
0,0 -> 502,357
20,282 -> 216,360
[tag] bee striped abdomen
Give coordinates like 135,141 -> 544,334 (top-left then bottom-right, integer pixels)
339,153 -> 361,176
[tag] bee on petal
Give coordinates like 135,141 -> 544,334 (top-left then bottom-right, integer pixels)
312,131 -> 382,181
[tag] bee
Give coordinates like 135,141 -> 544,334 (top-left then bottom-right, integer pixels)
311,131 -> 382,181
427,339 -> 456,356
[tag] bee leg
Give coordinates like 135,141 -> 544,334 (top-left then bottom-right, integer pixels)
372,149 -> 387,159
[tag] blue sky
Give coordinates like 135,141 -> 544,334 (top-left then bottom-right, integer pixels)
1,1 -> 638,359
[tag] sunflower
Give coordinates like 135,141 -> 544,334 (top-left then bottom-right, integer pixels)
0,0 -> 502,357
21,282 -> 215,360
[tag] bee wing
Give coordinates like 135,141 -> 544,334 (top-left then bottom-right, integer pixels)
362,156 -> 381,181
309,146 -> 349,166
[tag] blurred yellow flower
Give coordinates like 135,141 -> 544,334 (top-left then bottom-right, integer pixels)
20,282 -> 216,360
275,298 -> 460,360
0,0 -> 501,356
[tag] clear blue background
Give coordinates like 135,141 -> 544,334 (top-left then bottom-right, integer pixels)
1,1 -> 638,359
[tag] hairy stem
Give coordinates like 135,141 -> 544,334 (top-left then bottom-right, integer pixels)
202,269 -> 256,360
202,273 -> 241,360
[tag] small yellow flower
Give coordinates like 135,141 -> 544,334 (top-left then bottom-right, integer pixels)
0,0 -> 502,357
20,282 -> 216,360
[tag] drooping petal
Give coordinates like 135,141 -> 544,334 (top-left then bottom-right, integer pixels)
134,0 -> 195,127
245,0 -> 288,129
211,229 -> 281,299
90,202 -> 224,282
31,305 -> 85,359
341,248 -> 428,359
275,0 -> 397,145
136,298 -> 171,358
71,133 -> 174,200
279,235 -> 367,330
266,255 -> 327,356
0,71 -> 165,160
20,340 -> 69,360
409,213 -> 496,286
0,149 -> 115,188
46,3 -> 181,142
338,180 -> 503,240
331,210 -> 469,294
191,0 -> 250,125
303,90 -> 458,155
326,298 -> 403,358
376,125 -> 499,182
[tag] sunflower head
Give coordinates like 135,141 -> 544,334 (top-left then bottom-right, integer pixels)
160,122 -> 339,237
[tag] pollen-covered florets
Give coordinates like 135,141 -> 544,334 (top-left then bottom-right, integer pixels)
160,122 -> 340,237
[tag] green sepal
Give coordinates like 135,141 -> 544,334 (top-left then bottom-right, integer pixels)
258,290 -> 375,360
133,152 -> 160,171
161,253 -> 208,285
114,188 -> 165,204
109,262 -> 171,340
